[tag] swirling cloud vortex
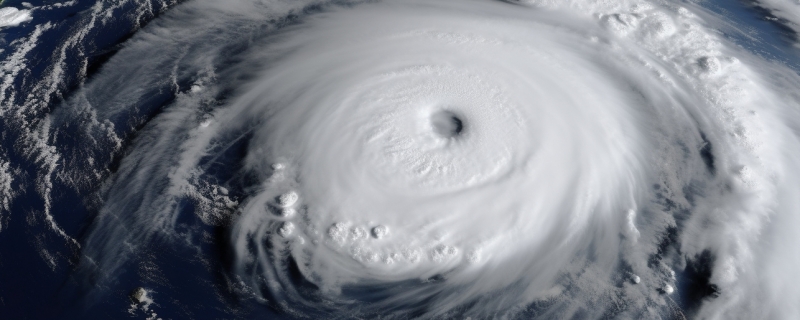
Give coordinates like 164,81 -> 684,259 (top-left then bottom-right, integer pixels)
68,0 -> 800,319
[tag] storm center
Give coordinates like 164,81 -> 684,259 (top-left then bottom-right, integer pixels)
430,110 -> 463,138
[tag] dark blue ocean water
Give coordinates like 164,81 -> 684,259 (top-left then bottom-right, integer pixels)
0,0 -> 797,319
0,1 -> 265,319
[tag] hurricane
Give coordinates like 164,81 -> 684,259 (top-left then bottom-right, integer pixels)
2,0 -> 800,319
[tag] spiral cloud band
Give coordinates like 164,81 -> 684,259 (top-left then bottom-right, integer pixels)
219,1 -> 800,318
3,0 -> 800,318
231,1 -> 652,314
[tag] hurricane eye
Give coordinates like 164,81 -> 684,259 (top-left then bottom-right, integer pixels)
430,110 -> 464,138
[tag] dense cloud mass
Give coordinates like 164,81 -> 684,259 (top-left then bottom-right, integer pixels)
1,0 -> 800,319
